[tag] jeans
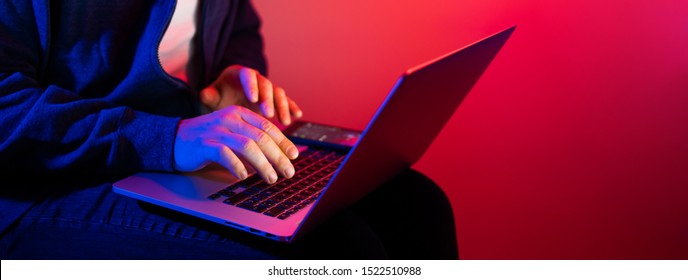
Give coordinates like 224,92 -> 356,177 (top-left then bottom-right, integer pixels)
0,169 -> 457,259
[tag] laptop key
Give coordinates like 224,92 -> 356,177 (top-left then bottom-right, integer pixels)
237,202 -> 254,210
272,193 -> 289,201
258,188 -> 274,196
237,203 -> 266,213
253,205 -> 269,213
252,194 -> 268,201
241,175 -> 262,185
224,192 -> 250,205
264,205 -> 288,217
282,188 -> 297,196
243,199 -> 261,206
277,213 -> 291,220
281,200 -> 296,207
278,205 -> 307,219
301,189 -> 315,196
219,189 -> 236,196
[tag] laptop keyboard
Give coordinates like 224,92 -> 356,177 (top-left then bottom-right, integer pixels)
207,149 -> 344,220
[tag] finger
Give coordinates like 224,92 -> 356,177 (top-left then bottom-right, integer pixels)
200,86 -> 221,111
274,86 -> 291,125
236,107 -> 299,160
256,75 -> 275,118
215,133 -> 279,184
205,141 -> 249,180
238,67 -> 259,103
287,97 -> 303,119
225,119 -> 295,179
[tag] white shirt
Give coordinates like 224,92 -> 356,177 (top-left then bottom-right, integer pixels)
158,0 -> 199,83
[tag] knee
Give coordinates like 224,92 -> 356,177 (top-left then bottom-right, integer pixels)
391,169 -> 454,211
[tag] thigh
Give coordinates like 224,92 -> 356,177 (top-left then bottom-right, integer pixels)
0,180 -> 387,259
0,182 -> 273,259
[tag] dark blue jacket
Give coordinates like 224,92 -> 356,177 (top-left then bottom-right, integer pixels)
0,0 -> 267,233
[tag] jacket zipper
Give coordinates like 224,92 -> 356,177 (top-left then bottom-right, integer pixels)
154,0 -> 194,94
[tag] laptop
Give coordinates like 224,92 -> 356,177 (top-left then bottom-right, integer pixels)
113,26 -> 515,242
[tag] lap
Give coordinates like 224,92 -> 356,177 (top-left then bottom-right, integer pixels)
0,169 -> 457,259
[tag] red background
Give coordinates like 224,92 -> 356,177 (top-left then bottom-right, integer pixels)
252,0 -> 688,259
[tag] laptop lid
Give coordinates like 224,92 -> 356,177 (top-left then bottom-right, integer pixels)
293,26 -> 515,240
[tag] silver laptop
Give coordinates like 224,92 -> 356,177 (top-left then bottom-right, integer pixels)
113,26 -> 515,242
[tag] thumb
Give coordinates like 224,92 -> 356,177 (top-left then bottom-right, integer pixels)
200,86 -> 221,110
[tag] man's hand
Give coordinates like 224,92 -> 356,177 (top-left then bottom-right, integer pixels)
173,105 -> 299,184
199,65 -> 303,125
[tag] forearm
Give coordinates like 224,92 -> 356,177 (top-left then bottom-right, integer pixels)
0,72 -> 179,175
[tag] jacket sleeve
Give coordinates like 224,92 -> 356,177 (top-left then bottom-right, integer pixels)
0,2 -> 179,176
220,0 -> 268,76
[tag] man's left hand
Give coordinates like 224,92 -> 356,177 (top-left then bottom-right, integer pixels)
199,65 -> 303,125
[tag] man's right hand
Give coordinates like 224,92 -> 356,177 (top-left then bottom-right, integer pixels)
173,105 -> 299,184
